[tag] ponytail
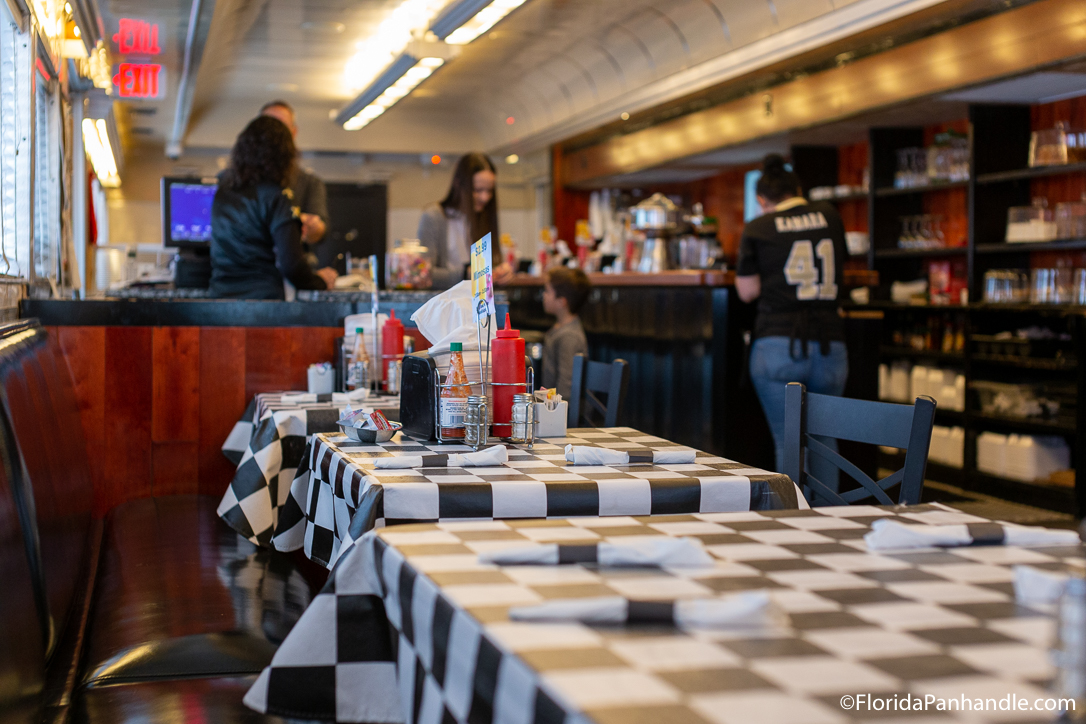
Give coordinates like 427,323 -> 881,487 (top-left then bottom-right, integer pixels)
756,154 -> 802,203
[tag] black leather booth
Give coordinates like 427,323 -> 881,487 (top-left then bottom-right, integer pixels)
0,320 -> 310,723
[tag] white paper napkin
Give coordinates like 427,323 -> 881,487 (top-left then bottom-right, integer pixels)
478,537 -> 713,568
564,444 -> 696,465
864,518 -> 1080,551
374,444 -> 509,469
282,389 -> 368,405
509,591 -> 771,629
1014,565 -> 1073,605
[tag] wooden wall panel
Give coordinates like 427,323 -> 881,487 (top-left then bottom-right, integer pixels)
51,327 -> 105,502
152,442 -> 200,497
288,328 -> 339,391
552,145 -> 591,245
838,142 -> 869,235
151,327 -> 200,443
198,328 -> 246,498
244,328 -> 295,400
102,327 -> 154,515
45,325 -> 349,513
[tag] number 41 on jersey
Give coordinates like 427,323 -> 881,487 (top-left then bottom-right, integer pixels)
784,239 -> 837,300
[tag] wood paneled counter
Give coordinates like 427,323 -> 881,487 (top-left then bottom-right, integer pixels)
504,270 -> 734,287
18,295 -> 454,516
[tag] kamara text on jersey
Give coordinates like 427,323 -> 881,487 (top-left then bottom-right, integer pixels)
774,211 -> 828,233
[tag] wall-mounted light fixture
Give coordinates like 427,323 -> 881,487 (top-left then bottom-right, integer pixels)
82,115 -> 120,187
429,0 -> 527,45
336,41 -> 456,131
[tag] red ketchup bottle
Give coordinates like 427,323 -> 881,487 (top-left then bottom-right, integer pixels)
491,313 -> 525,437
380,309 -> 405,386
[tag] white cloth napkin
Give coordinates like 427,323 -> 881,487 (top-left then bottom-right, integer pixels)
564,444 -> 696,465
1014,565 -> 1072,605
478,537 -> 713,568
864,518 -> 1081,551
374,444 -> 509,469
282,389 -> 368,405
509,592 -> 770,629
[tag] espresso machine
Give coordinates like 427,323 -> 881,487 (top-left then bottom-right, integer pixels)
630,193 -> 679,273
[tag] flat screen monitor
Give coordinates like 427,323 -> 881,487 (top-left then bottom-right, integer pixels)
161,176 -> 218,248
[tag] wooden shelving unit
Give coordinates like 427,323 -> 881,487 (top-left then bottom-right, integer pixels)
874,180 -> 970,197
838,104 -> 1086,515
874,247 -> 967,259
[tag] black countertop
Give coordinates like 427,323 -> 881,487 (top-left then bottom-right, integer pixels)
22,290 -> 508,327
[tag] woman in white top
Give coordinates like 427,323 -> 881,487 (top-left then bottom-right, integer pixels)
417,153 -> 513,289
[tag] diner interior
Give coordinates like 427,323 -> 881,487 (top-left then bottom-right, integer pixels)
5,0 -> 1086,722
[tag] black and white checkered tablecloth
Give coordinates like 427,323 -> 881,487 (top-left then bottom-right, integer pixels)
269,428 -> 804,569
217,392 -> 400,545
244,504 -> 1084,723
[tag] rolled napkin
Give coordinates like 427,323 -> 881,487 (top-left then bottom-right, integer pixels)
509,592 -> 770,630
864,518 -> 1081,551
282,389 -> 368,405
478,537 -> 713,568
564,444 -> 696,465
1014,564 -> 1072,605
374,444 -> 508,469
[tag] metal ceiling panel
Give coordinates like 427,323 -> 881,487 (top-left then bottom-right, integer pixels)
546,55 -> 598,109
657,1 -> 732,67
599,22 -> 658,84
115,0 -> 1000,160
772,0 -> 836,29
623,8 -> 691,76
713,0 -> 778,49
566,43 -> 627,98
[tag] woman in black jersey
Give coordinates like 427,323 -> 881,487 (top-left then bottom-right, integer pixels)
210,116 -> 337,299
736,154 -> 849,492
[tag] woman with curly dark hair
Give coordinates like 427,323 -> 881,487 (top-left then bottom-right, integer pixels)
209,115 -> 337,299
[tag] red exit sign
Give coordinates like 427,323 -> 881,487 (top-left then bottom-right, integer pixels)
113,63 -> 163,98
113,18 -> 160,55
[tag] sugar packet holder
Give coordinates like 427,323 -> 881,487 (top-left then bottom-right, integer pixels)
534,387 -> 563,411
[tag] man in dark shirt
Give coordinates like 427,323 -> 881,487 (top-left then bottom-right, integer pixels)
260,100 -> 328,246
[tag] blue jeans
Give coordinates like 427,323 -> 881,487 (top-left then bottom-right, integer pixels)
750,337 -> 849,492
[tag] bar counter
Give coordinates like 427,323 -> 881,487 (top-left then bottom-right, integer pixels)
20,290 -> 449,327
505,269 -> 733,287
20,277 -> 871,511
17,290 -> 453,516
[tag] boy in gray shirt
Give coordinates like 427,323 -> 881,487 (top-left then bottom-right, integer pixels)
542,267 -> 590,401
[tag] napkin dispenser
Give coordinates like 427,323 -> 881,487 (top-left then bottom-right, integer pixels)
400,351 -> 439,440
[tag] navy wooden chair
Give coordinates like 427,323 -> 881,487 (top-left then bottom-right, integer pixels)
568,354 -> 630,428
783,382 -> 936,506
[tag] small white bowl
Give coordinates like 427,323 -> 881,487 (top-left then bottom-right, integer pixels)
337,421 -> 402,443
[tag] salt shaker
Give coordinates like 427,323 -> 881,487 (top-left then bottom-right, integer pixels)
465,395 -> 489,449
509,393 -> 535,447
1055,576 -> 1086,720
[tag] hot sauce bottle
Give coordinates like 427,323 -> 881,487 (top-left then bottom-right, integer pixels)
439,342 -> 471,439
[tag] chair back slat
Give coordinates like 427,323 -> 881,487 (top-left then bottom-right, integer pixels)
804,435 -> 895,506
804,393 -> 917,448
568,354 -> 629,428
784,382 -> 936,507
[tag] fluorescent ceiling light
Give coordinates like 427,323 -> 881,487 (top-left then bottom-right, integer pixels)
341,0 -> 448,96
338,51 -> 445,130
82,118 -> 120,187
337,42 -> 455,130
430,0 -> 527,45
